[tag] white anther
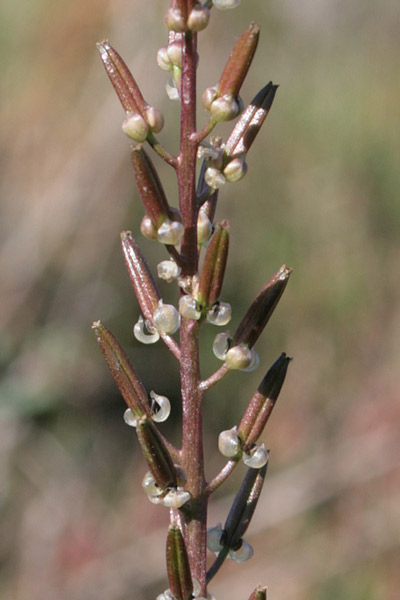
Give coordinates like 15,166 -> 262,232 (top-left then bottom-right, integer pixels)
157,259 -> 181,282
229,539 -> 253,562
213,331 -> 231,360
123,408 -> 138,428
162,487 -> 191,508
149,391 -> 171,423
153,301 -> 181,334
179,295 -> 202,320
157,219 -> 184,245
134,315 -> 160,344
218,426 -> 241,458
206,302 -> 232,326
206,523 -> 224,553
243,443 -> 269,469
142,471 -> 163,497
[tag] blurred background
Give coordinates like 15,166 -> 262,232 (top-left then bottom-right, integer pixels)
1,0 -> 399,598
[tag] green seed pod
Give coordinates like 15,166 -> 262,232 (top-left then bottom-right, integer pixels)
166,526 -> 193,600
136,417 -> 177,490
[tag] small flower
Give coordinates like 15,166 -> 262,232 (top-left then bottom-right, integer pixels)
229,539 -> 253,562
157,219 -> 185,245
225,343 -> 253,370
212,331 -> 231,360
187,6 -> 210,32
157,259 -> 181,282
123,408 -> 139,427
204,166 -> 226,189
122,112 -> 149,142
179,295 -> 202,320
223,157 -> 248,183
206,302 -> 232,326
142,471 -> 163,498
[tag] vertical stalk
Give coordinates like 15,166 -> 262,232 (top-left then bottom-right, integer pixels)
178,27 -> 207,594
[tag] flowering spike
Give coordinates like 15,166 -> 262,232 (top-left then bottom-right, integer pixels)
121,231 -> 161,321
198,222 -> 229,309
217,22 -> 260,101
96,40 -> 147,116
166,526 -> 194,600
233,265 -> 292,348
238,353 -> 291,447
225,82 -> 278,158
92,321 -> 150,417
136,417 -> 177,490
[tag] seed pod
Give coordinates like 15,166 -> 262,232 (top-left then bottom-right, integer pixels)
233,265 -> 292,348
198,222 -> 229,309
238,353 -> 291,447
225,82 -> 278,158
136,417 -> 177,490
166,526 -> 193,600
130,147 -> 172,230
92,321 -> 150,418
217,22 -> 260,101
247,585 -> 267,600
223,464 -> 267,550
121,231 -> 161,321
97,40 -> 147,116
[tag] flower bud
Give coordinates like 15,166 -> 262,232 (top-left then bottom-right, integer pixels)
213,331 -> 231,360
187,6 -> 210,32
165,7 -> 186,32
157,219 -> 185,245
149,391 -> 171,423
225,343 -> 253,370
162,488 -> 191,508
179,295 -> 202,320
206,301 -> 232,326
167,41 -> 183,68
157,46 -> 173,71
92,321 -> 150,417
218,426 -> 241,458
157,259 -> 181,282
243,443 -> 269,469
136,417 -> 177,489
153,300 -> 181,334
166,78 -> 180,101
233,265 -> 292,348
133,315 -> 160,344
166,526 -> 193,600
121,232 -> 161,321
223,158 -> 248,183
